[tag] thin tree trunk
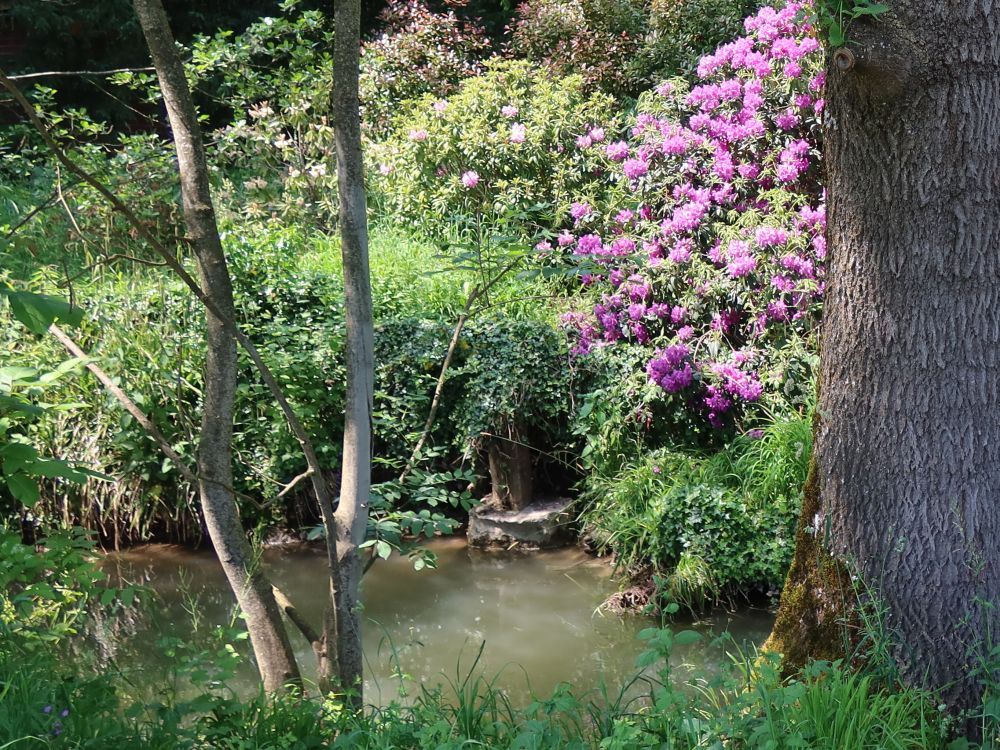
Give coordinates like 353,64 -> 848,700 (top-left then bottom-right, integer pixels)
1,63 -> 354,694
330,0 -> 374,703
133,0 -> 300,692
770,7 -> 1000,713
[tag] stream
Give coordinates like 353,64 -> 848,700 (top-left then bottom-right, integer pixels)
102,538 -> 775,704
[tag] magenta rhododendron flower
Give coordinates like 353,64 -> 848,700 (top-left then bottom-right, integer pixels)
570,201 -> 591,222
558,0 -> 825,428
461,170 -> 479,188
622,158 -> 649,180
605,141 -> 629,161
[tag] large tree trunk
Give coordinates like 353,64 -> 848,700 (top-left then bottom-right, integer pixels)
770,7 -> 1000,711
133,0 -> 301,693
329,0 -> 374,704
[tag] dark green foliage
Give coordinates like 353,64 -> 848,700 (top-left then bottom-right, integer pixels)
372,318 -> 454,459
2,224 -> 577,540
5,0 -> 288,126
509,0 -> 761,98
645,0 -> 761,76
509,0 -> 651,98
581,408 -> 812,602
360,0 -> 492,138
454,319 -> 573,448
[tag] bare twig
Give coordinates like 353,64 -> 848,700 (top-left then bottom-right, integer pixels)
277,469 -> 314,499
272,585 -> 321,646
8,67 -> 156,82
96,253 -> 169,268
55,166 -> 86,242
2,192 -> 61,242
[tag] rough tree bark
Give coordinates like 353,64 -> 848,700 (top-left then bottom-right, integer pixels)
133,0 -> 301,692
769,5 -> 1000,711
330,0 -> 374,703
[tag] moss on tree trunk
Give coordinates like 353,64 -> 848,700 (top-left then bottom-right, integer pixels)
763,410 -> 858,673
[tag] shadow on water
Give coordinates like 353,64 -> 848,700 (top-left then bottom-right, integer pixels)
102,538 -> 775,705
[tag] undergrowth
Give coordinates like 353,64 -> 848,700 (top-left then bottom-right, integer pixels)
581,406 -> 813,608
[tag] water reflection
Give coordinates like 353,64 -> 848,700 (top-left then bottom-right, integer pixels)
103,538 -> 774,705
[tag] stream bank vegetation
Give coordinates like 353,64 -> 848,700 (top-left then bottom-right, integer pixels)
2,0 -> 999,743
0,531 -> 982,748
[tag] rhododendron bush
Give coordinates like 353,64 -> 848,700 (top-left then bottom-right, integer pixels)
370,60 -> 618,237
561,1 -> 825,432
360,0 -> 491,139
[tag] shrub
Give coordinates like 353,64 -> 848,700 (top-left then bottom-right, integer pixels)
453,319 -> 573,452
509,0 -> 761,98
184,5 -> 341,229
645,0 -> 761,77
360,0 -> 492,139
581,407 -> 811,598
370,59 -> 618,239
509,0 -> 649,99
560,1 -> 824,433
2,223 -> 573,540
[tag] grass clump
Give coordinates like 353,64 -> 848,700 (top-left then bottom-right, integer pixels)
581,407 -> 813,607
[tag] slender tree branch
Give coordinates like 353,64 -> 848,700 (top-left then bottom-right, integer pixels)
2,192 -> 60,242
8,67 -> 155,81
399,295 -> 475,484
399,255 -> 524,483
6,62 -> 339,690
277,469 -> 313,499
55,166 -> 86,243
49,323 -> 264,504
49,323 -> 199,487
272,585 -> 321,646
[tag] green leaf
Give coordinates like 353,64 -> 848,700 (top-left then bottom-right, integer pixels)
827,22 -> 846,46
673,630 -> 703,646
6,473 -> 40,505
2,289 -> 84,334
1,442 -> 38,474
853,1 -> 888,14
0,396 -> 43,417
28,459 -> 90,483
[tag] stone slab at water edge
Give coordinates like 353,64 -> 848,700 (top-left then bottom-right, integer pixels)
467,498 -> 574,548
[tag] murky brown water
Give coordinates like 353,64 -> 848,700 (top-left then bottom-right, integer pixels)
102,538 -> 774,704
